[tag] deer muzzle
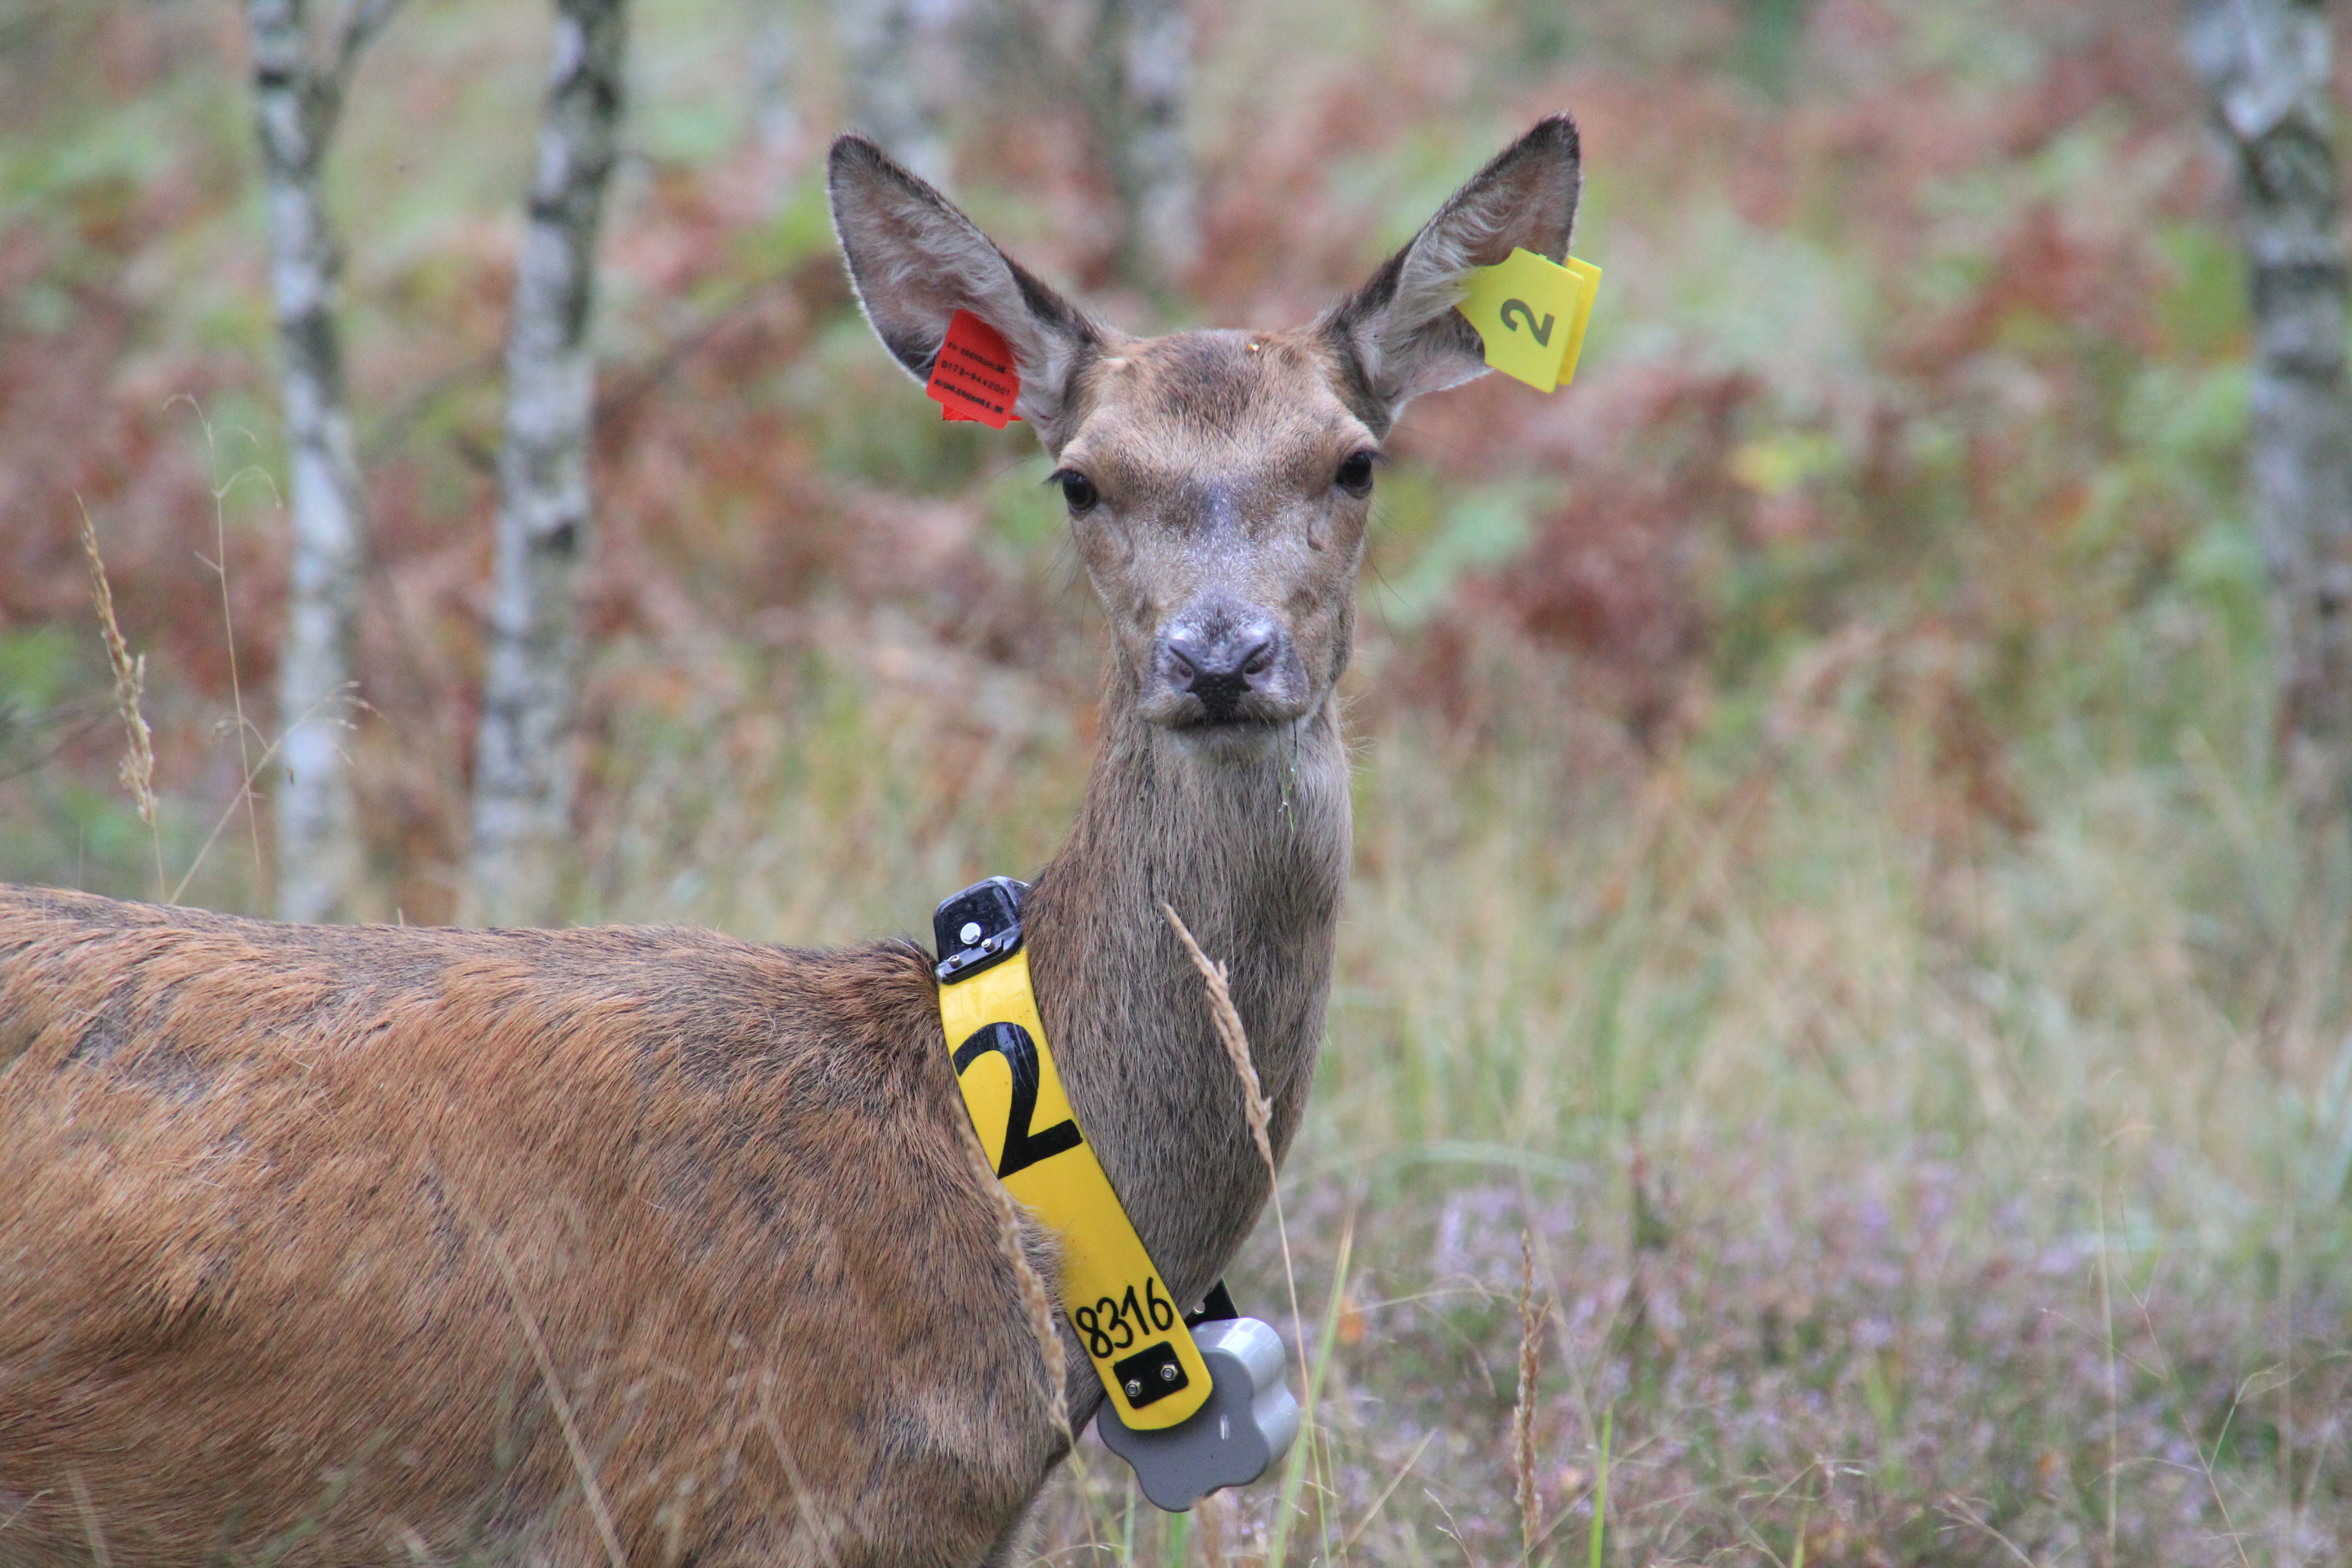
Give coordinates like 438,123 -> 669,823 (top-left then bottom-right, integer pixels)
1147,601 -> 1308,730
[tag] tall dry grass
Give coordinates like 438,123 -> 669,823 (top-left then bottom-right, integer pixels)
8,0 -> 2349,1562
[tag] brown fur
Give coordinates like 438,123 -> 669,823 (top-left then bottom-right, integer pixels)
0,892 -> 1053,1568
0,117 -> 1580,1568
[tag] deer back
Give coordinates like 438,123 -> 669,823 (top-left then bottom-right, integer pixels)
0,887 -> 1060,1568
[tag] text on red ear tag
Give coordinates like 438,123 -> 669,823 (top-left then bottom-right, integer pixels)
926,310 -> 1023,428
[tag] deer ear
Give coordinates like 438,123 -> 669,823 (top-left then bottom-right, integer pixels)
1320,114 -> 1583,426
828,134 -> 1102,433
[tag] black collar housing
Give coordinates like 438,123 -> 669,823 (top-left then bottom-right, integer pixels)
932,876 -> 1029,983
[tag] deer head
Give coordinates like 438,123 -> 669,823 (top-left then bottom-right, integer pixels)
827,117 -> 1583,757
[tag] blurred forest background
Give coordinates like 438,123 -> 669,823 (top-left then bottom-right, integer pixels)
10,0 -> 2352,1562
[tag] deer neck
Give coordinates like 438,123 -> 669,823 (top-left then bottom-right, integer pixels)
1022,676 -> 1351,1308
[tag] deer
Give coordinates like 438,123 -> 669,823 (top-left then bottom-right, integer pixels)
0,115 -> 1582,1568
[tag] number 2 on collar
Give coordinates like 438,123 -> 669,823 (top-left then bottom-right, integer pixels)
939,949 -> 1215,1430
952,1022 -> 1081,1177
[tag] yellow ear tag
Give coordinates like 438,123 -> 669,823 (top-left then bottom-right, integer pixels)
1456,247 -> 1602,393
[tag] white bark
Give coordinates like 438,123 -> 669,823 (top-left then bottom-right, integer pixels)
1104,0 -> 1198,287
835,0 -> 960,189
2186,0 -> 2352,797
469,0 -> 627,926
250,0 -> 398,923
750,0 -> 801,156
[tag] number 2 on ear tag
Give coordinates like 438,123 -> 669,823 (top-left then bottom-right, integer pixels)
1456,247 -> 1602,394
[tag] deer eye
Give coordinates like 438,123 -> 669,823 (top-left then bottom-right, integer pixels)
1053,470 -> 1099,513
1335,451 -> 1378,497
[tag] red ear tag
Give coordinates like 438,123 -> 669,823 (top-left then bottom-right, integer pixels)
926,310 -> 1023,428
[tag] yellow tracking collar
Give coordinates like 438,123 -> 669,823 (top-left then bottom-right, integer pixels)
934,880 -> 1213,1431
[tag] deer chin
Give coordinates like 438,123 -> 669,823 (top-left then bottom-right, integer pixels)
1156,706 -> 1315,762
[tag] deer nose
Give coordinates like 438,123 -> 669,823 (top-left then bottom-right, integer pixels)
1157,616 -> 1288,722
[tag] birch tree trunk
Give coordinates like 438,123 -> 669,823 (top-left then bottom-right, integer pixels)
1100,0 -> 1198,290
835,0 -> 959,188
2186,0 -> 2352,805
750,0 -> 802,157
250,0 -> 398,922
468,0 -> 627,927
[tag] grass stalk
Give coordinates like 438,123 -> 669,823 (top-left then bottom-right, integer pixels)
75,495 -> 162,900
2097,1190 -> 2117,1568
67,1470 -> 109,1568
752,1379 -> 843,1568
1161,901 -> 1274,1172
1515,1228 -> 1543,1562
1333,1430 -> 1437,1558
478,1226 -> 630,1568
1159,1504 -> 1189,1568
953,1112 -> 1071,1445
1264,1220 -> 1353,1568
173,395 -> 270,883
1162,900 -> 1326,1559
1587,1405 -> 1612,1568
